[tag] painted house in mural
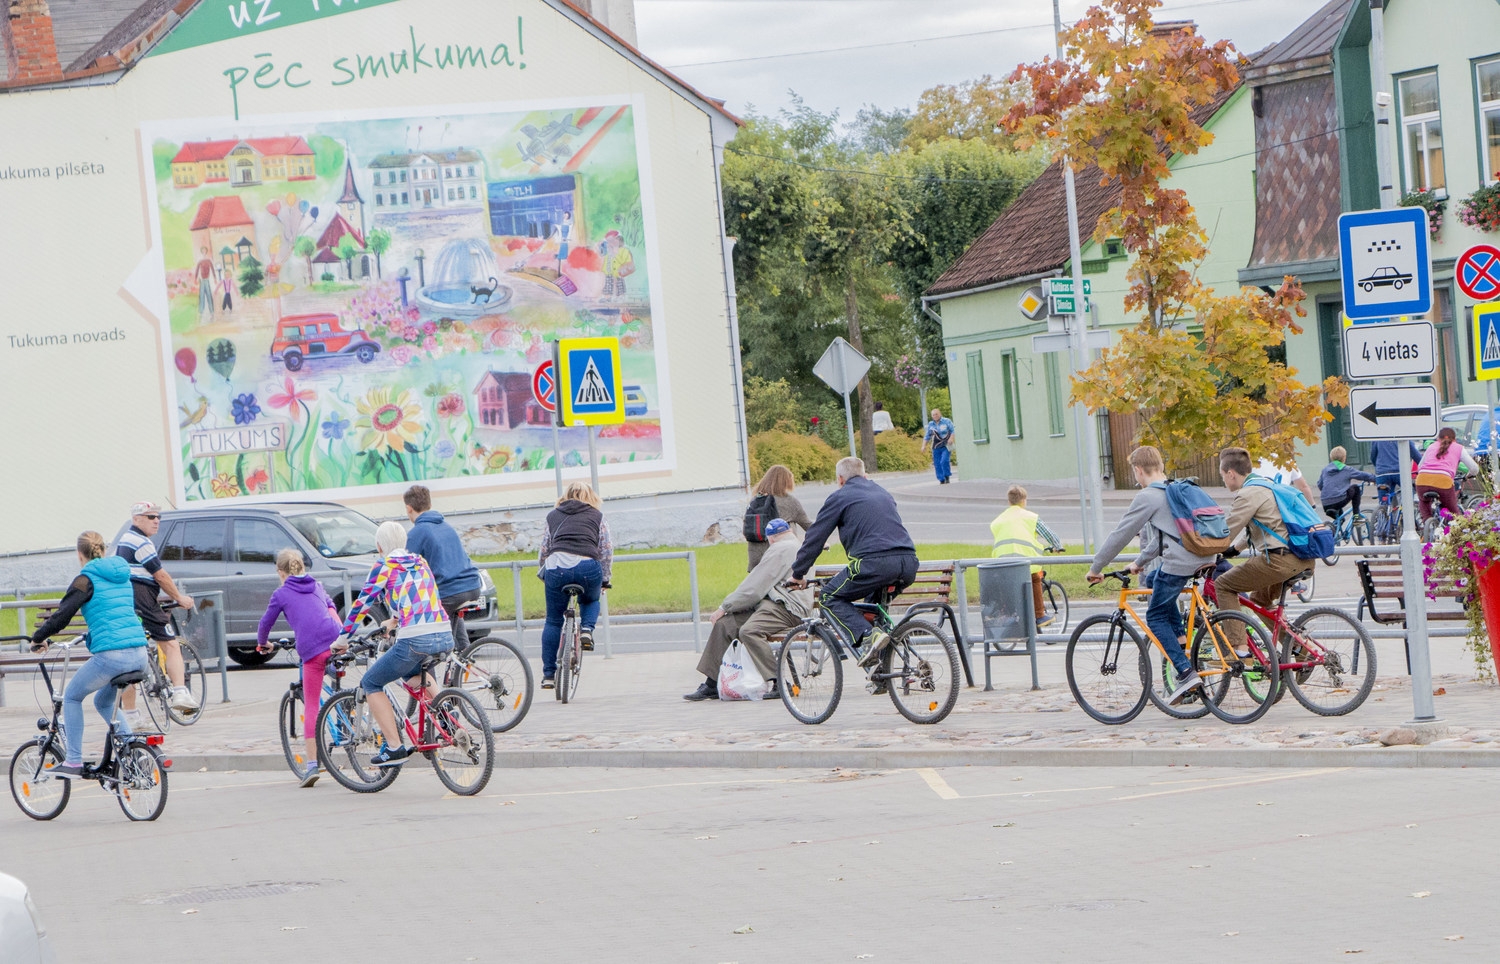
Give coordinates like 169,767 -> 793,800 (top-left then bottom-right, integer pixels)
170,135 -> 315,188
188,195 -> 257,270
489,174 -> 581,240
474,370 -> 539,429
368,149 -> 487,213
311,159 -> 370,278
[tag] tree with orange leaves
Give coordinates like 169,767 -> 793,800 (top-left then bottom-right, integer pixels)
1004,0 -> 1348,471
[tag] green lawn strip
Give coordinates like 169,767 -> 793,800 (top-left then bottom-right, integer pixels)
0,591 -> 72,638
472,542 -> 1118,618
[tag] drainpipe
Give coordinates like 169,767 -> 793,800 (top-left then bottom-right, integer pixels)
709,116 -> 752,490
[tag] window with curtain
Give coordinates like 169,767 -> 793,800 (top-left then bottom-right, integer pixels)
1400,71 -> 1445,193
965,351 -> 990,443
1044,353 -> 1066,437
1477,57 -> 1500,182
1001,350 -> 1022,439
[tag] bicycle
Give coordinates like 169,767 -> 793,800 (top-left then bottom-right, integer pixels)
426,633 -> 534,731
1039,547 -> 1070,635
314,637 -> 494,796
1202,570 -> 1377,716
776,579 -> 961,725
268,636 -> 375,777
6,637 -> 169,822
1323,486 -> 1372,565
554,583 -> 586,704
1372,482 -> 1402,544
1066,569 -> 1278,725
130,602 -> 207,732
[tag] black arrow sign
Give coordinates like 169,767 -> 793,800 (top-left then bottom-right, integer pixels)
1359,401 -> 1433,423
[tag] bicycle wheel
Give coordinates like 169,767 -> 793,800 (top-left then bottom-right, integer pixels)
1192,612 -> 1278,724
1144,643 -> 1211,720
555,613 -> 574,703
1064,615 -> 1149,725
9,738 -> 70,820
1293,568 -> 1316,605
116,742 -> 168,822
278,687 -> 307,776
315,690 -> 400,793
168,641 -> 208,727
428,688 -> 495,796
450,637 -> 534,732
137,661 -> 172,734
1283,607 -> 1378,716
882,619 -> 959,724
562,632 -> 582,704
1042,579 -> 1070,637
777,622 -> 844,725
1352,513 -> 1372,546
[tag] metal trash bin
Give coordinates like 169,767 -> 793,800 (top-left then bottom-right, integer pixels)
978,557 -> 1035,647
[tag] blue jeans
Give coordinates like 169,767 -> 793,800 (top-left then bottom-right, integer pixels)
542,559 -> 602,678
361,631 -> 453,694
1143,570 -> 1192,676
932,445 -> 951,482
63,646 -> 147,764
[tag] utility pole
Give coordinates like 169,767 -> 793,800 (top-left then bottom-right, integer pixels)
1055,0 -> 1108,551
1370,0 -> 1436,723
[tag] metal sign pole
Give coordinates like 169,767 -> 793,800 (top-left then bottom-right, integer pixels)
1489,379 -> 1500,483
1399,444 -> 1437,720
834,345 -> 856,458
551,420 -> 564,498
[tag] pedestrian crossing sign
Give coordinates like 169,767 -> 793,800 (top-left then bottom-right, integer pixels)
556,336 -> 625,425
1475,303 -> 1500,381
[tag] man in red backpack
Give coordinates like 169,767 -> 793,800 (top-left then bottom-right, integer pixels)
1087,445 -> 1220,705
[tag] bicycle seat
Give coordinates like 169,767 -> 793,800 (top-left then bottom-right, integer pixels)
561,583 -> 587,596
110,670 -> 147,689
455,601 -> 485,616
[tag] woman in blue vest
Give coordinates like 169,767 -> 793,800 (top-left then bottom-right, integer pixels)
28,531 -> 149,779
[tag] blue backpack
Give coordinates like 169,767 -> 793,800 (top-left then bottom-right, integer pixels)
1152,480 -> 1232,555
1244,477 -> 1334,560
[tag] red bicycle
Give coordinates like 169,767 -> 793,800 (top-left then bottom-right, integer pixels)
315,642 -> 495,796
1197,565 -> 1377,717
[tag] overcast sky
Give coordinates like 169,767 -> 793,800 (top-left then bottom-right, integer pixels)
635,0 -> 1323,121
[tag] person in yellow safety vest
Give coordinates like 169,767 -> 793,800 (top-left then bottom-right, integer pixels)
990,485 -> 1064,628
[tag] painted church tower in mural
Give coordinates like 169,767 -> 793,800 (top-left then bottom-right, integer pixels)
338,158 -> 366,240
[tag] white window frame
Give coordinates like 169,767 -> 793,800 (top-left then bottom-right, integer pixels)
1476,56 -> 1500,184
1399,70 -> 1445,195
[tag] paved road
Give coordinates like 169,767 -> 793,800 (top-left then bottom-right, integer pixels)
6,764 -> 1495,962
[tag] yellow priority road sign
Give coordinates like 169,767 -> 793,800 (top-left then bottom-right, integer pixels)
555,336 -> 625,426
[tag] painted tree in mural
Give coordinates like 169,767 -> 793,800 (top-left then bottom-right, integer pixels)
1004,0 -> 1349,468
293,235 -> 316,286
367,228 -> 392,280
335,233 -> 360,281
237,256 -> 264,298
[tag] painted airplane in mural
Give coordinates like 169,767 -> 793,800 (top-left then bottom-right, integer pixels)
517,120 -> 584,166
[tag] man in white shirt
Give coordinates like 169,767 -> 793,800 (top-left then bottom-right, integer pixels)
1254,457 -> 1318,507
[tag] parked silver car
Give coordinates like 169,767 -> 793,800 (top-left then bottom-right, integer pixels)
0,873 -> 56,964
114,502 -> 496,665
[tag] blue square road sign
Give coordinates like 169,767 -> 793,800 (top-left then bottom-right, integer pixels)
1339,208 -> 1432,320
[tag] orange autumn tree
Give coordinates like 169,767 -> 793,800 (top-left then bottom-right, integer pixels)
1003,0 -> 1348,470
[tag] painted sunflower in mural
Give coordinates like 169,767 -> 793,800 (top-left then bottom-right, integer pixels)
356,387 -> 423,454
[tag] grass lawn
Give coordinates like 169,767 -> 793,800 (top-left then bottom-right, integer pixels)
473,542 -> 1109,619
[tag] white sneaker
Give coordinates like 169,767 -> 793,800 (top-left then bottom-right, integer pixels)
169,687 -> 200,712
123,709 -> 145,730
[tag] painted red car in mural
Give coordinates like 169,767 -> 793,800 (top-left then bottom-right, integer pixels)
270,312 -> 380,371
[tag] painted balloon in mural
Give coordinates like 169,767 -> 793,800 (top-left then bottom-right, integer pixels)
206,338 -> 236,382
175,348 -> 196,379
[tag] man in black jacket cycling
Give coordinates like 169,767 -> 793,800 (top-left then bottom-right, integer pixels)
788,457 -> 919,651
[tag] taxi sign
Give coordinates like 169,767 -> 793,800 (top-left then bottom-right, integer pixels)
555,337 -> 625,426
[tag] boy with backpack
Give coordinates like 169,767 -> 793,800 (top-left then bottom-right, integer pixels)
1087,445 -> 1227,705
1215,447 -> 1328,643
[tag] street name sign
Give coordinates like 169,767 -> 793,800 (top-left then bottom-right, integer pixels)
812,336 -> 871,395
1458,244 -> 1500,302
1047,278 -> 1092,316
556,336 -> 625,426
1339,208 -> 1432,320
1475,302 -> 1500,381
1349,384 -> 1439,441
1341,320 -> 1435,379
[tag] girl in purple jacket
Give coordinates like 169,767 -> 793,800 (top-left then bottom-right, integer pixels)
257,548 -> 342,786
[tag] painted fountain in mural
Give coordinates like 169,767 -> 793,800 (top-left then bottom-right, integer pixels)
415,238 -> 514,316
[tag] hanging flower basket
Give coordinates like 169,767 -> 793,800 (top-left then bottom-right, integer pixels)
1400,189 -> 1446,239
1423,497 -> 1500,680
1456,178 -> 1500,234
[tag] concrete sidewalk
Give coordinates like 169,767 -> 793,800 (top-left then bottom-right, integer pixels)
4,643 -> 1494,772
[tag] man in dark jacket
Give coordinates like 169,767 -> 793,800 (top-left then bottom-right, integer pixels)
404,485 -> 483,644
789,457 -> 919,652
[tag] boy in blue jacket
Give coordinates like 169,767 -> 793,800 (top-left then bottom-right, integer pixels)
403,485 -> 483,645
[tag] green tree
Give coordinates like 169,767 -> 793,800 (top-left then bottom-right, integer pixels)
905,74 -> 1031,151
293,235 -> 316,286
367,228 -> 392,279
237,256 -> 264,298
334,233 -> 361,281
1004,0 -> 1347,468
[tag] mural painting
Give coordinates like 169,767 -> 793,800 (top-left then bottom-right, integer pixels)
143,102 -> 666,502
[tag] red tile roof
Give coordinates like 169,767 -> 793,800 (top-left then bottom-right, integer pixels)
171,139 -> 239,164
188,195 -> 252,230
170,136 -> 313,164
316,213 -> 364,251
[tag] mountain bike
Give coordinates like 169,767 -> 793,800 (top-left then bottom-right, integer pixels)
554,583 -> 586,704
7,637 -> 169,822
776,579 -> 960,725
426,634 -> 534,731
1323,487 -> 1372,565
1066,569 -> 1277,725
314,638 -> 494,796
1372,483 -> 1402,545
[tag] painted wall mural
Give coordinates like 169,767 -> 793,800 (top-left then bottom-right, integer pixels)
143,102 -> 666,502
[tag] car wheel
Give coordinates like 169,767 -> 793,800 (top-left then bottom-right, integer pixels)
228,646 -> 277,667
1393,280 -> 1404,290
356,344 -> 376,363
284,351 -> 304,371
1362,282 -> 1374,292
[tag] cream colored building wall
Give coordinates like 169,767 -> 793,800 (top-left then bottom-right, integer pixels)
0,0 -> 741,553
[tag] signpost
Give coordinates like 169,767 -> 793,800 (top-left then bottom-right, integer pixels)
532,359 -> 562,497
1046,277 -> 1092,316
1348,385 -> 1438,441
1017,286 -> 1048,321
1338,208 -> 1432,320
1340,320 -> 1435,380
555,336 -> 625,498
1457,244 -> 1500,302
813,336 -> 871,459
1472,302 -> 1500,481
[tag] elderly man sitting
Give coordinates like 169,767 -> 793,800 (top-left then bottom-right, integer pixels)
684,518 -> 815,701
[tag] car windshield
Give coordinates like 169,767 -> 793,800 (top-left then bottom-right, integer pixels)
289,509 -> 379,558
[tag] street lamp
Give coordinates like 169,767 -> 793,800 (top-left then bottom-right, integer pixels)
414,248 -> 426,288
397,267 -> 411,307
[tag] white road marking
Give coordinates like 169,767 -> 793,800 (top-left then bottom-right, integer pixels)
1112,769 -> 1341,801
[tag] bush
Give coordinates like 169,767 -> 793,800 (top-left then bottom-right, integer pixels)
874,430 -> 930,472
749,430 -> 838,482
744,375 -> 803,434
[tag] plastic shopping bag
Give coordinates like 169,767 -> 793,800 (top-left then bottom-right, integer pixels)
717,639 -> 768,701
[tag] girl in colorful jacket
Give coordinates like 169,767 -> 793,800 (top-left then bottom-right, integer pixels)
339,521 -> 451,768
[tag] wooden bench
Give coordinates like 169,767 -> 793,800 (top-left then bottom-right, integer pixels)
1355,557 -> 1465,673
767,561 -> 972,687
0,601 -> 91,706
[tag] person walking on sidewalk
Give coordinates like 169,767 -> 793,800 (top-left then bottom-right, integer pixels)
403,485 -> 484,645
922,408 -> 956,484
684,519 -> 815,701
1086,446 -> 1218,705
990,485 -> 1065,628
538,482 -> 612,689
1215,447 -> 1315,639
115,501 -> 198,722
788,457 -> 919,658
744,464 -> 814,572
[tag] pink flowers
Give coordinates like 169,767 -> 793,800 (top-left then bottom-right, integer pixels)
437,393 -> 466,418
389,344 -> 414,366
268,376 -> 316,419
